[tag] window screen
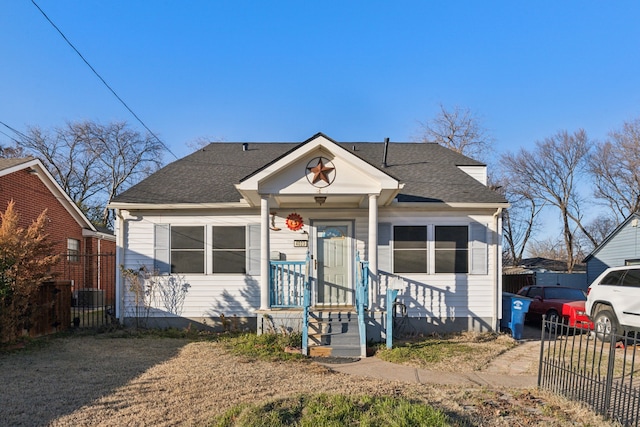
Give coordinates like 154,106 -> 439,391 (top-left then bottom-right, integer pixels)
212,226 -> 246,273
393,226 -> 427,273
171,226 -> 205,273
434,226 -> 468,273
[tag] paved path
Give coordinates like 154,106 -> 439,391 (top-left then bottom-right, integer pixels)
318,325 -> 542,389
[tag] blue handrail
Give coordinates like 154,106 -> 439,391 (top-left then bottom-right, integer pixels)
301,253 -> 311,356
356,251 -> 369,357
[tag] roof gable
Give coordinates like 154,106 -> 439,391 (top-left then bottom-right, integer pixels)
236,133 -> 402,207
583,212 -> 640,262
0,157 -> 96,231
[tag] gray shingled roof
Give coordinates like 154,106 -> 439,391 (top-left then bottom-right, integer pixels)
112,136 -> 507,205
0,157 -> 35,172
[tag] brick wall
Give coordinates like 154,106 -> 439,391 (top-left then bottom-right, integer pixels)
0,168 -> 85,254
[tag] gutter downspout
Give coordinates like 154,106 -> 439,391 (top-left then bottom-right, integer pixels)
493,207 -> 503,332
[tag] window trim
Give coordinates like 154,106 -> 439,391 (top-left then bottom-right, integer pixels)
386,223 -> 482,275
67,238 -> 80,263
211,225 -> 247,274
170,225 -> 205,274
434,225 -> 469,274
392,225 -> 428,274
154,224 -> 258,276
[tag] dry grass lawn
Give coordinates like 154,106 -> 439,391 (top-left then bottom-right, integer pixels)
0,333 -> 615,426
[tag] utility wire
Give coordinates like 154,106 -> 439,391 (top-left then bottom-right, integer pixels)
30,0 -> 178,160
0,129 -> 20,144
0,120 -> 30,142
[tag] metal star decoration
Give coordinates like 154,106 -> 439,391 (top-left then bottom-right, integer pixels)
307,158 -> 335,184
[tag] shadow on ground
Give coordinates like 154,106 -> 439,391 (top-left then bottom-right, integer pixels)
0,334 -> 188,426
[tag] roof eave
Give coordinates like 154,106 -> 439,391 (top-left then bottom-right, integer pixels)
108,201 -> 252,210
391,201 -> 511,209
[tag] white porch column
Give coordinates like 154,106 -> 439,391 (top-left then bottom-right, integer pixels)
260,195 -> 270,310
368,194 -> 379,309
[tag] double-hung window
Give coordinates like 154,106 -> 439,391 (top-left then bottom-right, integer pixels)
170,226 -> 205,274
393,226 -> 427,273
212,226 -> 246,274
434,226 -> 468,273
67,238 -> 80,262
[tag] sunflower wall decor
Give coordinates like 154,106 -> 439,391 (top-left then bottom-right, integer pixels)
285,213 -> 304,231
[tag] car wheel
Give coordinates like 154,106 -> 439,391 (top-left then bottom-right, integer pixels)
545,310 -> 564,334
594,309 -> 620,342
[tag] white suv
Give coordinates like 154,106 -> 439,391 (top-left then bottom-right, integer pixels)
586,266 -> 640,340
585,265 -> 640,340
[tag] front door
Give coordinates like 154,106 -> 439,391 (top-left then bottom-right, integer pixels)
314,221 -> 353,306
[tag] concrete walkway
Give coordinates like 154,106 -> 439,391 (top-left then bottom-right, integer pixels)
318,326 -> 542,389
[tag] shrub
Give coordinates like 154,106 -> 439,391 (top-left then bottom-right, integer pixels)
0,201 -> 59,342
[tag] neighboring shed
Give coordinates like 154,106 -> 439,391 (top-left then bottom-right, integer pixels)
583,212 -> 640,284
503,257 -> 587,292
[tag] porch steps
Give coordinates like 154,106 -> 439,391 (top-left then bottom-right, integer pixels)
307,310 -> 361,358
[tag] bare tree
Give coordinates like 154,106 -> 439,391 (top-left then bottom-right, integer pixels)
575,214 -> 618,257
501,130 -> 593,272
186,135 -> 225,153
588,118 -> 640,223
0,143 -> 25,158
416,104 -> 494,161
527,237 -> 567,261
18,121 -> 164,228
500,184 -> 543,266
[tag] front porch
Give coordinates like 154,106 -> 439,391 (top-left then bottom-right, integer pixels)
257,255 -> 381,357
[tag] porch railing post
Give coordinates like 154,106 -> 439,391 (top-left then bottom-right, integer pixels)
356,252 -> 369,357
386,288 -> 399,349
302,252 -> 311,356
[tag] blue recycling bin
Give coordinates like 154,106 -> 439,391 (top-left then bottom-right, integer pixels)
501,293 -> 532,340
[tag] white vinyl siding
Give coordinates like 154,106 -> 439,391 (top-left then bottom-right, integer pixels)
124,210 -> 499,322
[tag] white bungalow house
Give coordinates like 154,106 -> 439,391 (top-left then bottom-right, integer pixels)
109,133 -> 509,356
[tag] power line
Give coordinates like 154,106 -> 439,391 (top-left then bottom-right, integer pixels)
0,120 -> 29,142
30,0 -> 178,160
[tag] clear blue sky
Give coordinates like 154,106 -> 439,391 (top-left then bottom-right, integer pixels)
2,1 -> 639,162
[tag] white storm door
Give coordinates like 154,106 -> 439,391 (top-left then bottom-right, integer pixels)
314,222 -> 353,306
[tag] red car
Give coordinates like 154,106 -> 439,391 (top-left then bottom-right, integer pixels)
517,285 -> 593,330
562,300 -> 594,330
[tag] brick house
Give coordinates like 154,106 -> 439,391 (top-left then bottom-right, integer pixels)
0,157 -> 116,308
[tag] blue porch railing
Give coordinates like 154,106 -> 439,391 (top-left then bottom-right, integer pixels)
272,254 -> 369,357
269,260 -> 307,308
301,254 -> 311,356
356,252 -> 369,357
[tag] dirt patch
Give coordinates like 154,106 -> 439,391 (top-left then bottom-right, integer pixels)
0,334 -> 614,426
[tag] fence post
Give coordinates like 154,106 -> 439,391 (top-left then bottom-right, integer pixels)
602,328 -> 617,417
537,314 -> 546,387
